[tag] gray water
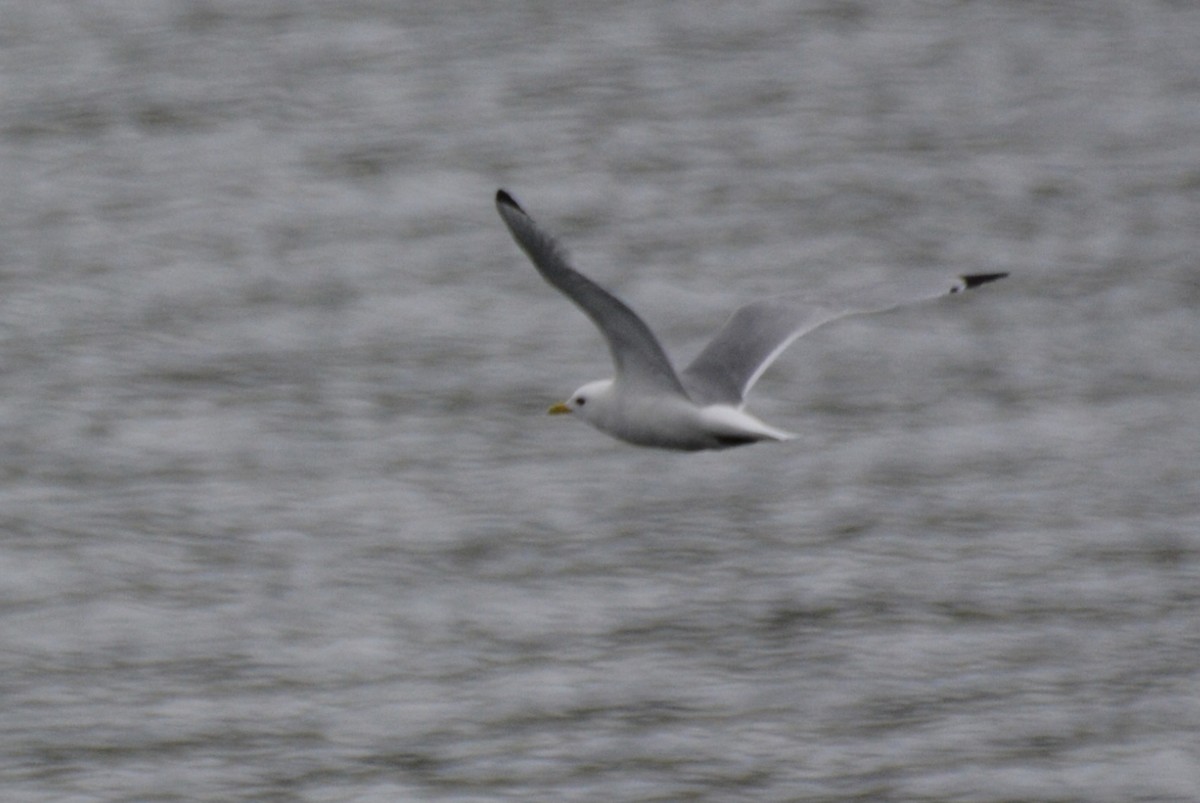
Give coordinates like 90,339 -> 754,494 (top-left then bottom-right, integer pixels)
2,2 -> 1199,801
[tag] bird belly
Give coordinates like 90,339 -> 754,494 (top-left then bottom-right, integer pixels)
592,398 -> 790,451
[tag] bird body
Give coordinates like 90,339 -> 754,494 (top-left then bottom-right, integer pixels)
551,377 -> 793,451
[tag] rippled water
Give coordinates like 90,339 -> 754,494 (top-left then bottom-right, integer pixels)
2,2 -> 1199,801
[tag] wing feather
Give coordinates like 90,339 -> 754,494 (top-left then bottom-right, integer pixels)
495,191 -> 688,396
681,272 -> 1008,406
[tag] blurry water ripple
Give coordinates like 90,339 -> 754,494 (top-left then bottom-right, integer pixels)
1,1 -> 1198,801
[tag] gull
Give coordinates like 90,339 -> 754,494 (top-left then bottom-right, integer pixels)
495,189 -> 1007,451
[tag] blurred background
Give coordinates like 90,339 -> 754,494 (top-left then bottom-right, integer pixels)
1,1 -> 1198,801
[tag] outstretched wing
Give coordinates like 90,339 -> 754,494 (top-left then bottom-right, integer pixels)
495,191 -> 688,396
681,272 -> 1008,406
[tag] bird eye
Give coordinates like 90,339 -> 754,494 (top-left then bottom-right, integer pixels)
575,397 -> 586,406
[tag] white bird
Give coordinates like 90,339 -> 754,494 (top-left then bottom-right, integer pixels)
495,189 -> 1007,451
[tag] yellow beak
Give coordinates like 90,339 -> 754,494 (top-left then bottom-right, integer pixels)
547,401 -> 572,415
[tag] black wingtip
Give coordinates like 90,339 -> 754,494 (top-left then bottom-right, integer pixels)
960,272 -> 1010,289
496,189 -> 522,211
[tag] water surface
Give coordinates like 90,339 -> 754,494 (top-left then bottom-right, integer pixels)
2,2 -> 1198,801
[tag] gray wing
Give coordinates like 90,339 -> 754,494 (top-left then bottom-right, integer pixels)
495,191 -> 688,396
681,272 -> 1008,406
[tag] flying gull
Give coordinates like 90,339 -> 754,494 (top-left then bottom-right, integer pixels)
495,189 -> 1007,451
